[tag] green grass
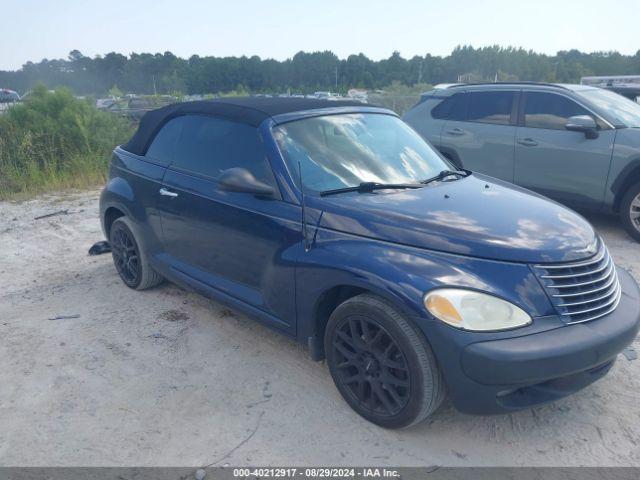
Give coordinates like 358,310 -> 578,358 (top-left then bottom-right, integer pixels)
0,86 -> 134,200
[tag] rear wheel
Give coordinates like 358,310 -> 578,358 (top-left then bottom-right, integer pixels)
109,217 -> 163,290
324,294 -> 445,429
620,183 -> 640,242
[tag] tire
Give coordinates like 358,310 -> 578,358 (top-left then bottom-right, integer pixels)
324,293 -> 445,429
109,217 -> 163,290
620,183 -> 640,242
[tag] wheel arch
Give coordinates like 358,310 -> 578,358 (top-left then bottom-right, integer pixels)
311,285 -> 368,360
103,206 -> 126,239
99,173 -> 146,239
612,159 -> 640,212
308,282 -> 419,361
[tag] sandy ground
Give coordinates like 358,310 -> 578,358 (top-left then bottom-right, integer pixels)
0,188 -> 639,467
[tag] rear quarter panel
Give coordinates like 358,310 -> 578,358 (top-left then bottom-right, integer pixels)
403,98 -> 446,147
99,147 -> 166,256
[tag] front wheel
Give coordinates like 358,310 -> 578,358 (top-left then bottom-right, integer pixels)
324,294 -> 445,429
620,183 -> 640,242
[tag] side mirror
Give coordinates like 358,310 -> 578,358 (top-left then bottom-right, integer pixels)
218,168 -> 275,196
565,115 -> 599,139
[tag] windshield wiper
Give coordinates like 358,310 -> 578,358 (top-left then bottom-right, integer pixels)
420,169 -> 470,185
320,182 -> 423,197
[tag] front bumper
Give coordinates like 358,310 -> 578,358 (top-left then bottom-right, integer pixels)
420,267 -> 640,414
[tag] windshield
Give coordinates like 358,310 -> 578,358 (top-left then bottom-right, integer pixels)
578,88 -> 640,127
273,113 -> 450,193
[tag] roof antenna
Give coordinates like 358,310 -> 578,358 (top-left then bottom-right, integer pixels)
298,160 -> 310,252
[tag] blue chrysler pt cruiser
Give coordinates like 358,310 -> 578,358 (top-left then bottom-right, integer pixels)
100,98 -> 640,428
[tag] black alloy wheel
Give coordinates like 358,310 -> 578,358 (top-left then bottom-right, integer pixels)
325,294 -> 445,429
332,316 -> 411,417
110,221 -> 141,288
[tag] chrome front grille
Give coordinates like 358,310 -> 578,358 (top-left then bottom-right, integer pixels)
533,242 -> 621,324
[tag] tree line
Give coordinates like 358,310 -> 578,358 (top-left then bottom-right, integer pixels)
1,46 -> 639,96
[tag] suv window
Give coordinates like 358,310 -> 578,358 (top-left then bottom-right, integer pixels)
431,93 -> 467,121
524,92 -> 592,130
467,91 -> 515,125
170,115 -> 274,183
145,116 -> 185,166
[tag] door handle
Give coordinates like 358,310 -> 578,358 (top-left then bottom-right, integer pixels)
159,188 -> 178,198
517,138 -> 538,147
446,128 -> 464,136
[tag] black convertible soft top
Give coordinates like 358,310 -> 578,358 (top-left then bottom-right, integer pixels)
122,97 -> 369,156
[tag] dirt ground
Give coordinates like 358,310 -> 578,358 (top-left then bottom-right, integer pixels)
0,189 -> 639,467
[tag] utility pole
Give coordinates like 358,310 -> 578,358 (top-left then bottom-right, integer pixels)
335,65 -> 338,91
152,75 -> 157,96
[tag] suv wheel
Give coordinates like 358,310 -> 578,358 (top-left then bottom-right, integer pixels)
621,183 -> 640,242
109,217 -> 163,290
324,294 -> 445,429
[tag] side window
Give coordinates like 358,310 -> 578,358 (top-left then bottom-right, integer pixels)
524,92 -> 592,130
171,115 -> 274,184
145,116 -> 185,166
431,93 -> 467,121
467,91 -> 515,125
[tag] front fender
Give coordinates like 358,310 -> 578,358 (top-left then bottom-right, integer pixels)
296,228 -> 556,345
608,129 -> 640,211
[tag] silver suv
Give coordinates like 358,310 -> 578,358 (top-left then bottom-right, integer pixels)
403,83 -> 640,241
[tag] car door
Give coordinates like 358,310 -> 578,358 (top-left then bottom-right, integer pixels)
439,90 -> 518,182
514,91 -> 615,208
156,114 -> 299,334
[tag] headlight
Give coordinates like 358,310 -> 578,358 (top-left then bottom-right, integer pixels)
424,288 -> 532,331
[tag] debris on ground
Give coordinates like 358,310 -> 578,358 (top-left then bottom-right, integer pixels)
158,309 -> 189,322
34,209 -> 69,220
88,241 -> 111,256
48,314 -> 80,321
202,412 -> 264,467
623,347 -> 638,361
246,381 -> 273,408
262,381 -> 272,398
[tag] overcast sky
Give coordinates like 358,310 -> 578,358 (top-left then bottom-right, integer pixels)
1,0 -> 637,71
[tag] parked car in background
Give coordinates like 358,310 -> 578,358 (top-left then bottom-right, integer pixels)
581,75 -> 640,103
347,88 -> 369,103
313,91 -> 342,100
96,96 -> 118,110
100,97 -> 640,428
404,82 -> 640,241
99,95 -> 177,120
0,88 -> 20,103
602,85 -> 640,103
0,88 -> 20,113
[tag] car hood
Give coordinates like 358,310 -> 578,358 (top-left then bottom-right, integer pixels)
312,174 -> 598,263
